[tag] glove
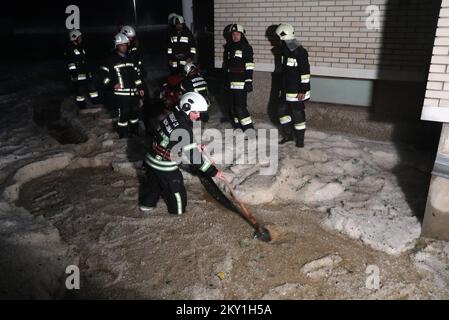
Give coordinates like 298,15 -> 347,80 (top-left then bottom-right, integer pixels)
244,81 -> 253,93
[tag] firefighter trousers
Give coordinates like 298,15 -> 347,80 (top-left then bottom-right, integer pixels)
279,101 -> 306,145
72,78 -> 99,108
228,90 -> 254,131
140,166 -> 187,215
116,94 -> 140,138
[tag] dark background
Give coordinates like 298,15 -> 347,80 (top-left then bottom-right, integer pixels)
2,0 -> 184,61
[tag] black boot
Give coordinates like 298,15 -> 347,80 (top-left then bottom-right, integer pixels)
117,125 -> 128,139
295,129 -> 305,148
129,121 -> 139,138
279,126 -> 293,144
279,135 -> 293,144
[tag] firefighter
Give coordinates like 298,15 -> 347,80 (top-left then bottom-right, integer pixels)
121,25 -> 152,133
167,14 -> 197,74
180,62 -> 210,122
168,12 -> 178,27
275,23 -> 311,148
223,24 -> 255,132
65,29 -> 99,109
139,92 -> 225,214
100,33 -> 145,139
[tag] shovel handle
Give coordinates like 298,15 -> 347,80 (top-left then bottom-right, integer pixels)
202,149 -> 259,227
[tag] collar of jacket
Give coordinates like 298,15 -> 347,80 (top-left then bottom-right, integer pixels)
285,39 -> 301,52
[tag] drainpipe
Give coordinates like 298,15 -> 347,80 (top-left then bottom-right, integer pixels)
182,0 -> 194,32
421,123 -> 449,241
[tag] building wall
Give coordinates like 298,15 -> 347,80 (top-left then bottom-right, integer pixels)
423,0 -> 449,122
421,0 -> 449,241
214,0 -> 439,83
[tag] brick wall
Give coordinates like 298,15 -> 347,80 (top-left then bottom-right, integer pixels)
425,0 -> 449,111
214,0 -> 440,80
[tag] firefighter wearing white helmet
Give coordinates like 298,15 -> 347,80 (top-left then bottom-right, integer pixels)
168,13 -> 178,24
100,33 -> 145,138
69,29 -> 82,41
223,23 -> 255,132
121,25 -> 136,39
275,23 -> 295,41
64,29 -> 99,109
276,23 -> 311,148
180,63 -> 210,122
167,14 -> 197,74
121,25 -> 149,117
139,92 -> 224,214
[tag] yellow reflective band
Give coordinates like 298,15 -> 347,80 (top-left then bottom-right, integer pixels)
146,154 -> 177,167
279,115 -> 292,124
117,122 -> 128,127
200,160 -> 212,173
101,66 -> 109,72
245,63 -> 255,70
301,74 -> 311,83
183,143 -> 198,151
77,74 -> 87,80
294,122 -> 306,130
240,117 -> 253,126
146,160 -> 178,172
167,48 -> 173,54
68,63 -> 76,70
135,80 -> 142,86
89,92 -> 99,98
286,58 -> 298,67
174,192 -> 183,215
230,82 -> 245,90
104,78 -> 110,84
76,96 -> 85,101
74,49 -> 81,55
190,47 -> 196,54
286,93 -> 299,102
130,118 -> 139,124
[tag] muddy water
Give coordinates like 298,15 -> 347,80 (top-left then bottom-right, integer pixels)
17,167 -> 434,299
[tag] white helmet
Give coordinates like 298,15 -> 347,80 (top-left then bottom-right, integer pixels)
229,24 -> 245,34
275,23 -> 295,41
184,62 -> 197,75
69,29 -> 82,41
168,12 -> 178,24
121,25 -> 136,39
114,33 -> 130,46
180,92 -> 208,115
173,15 -> 185,25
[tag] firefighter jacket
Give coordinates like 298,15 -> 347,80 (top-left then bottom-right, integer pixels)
223,40 -> 254,90
280,43 -> 311,102
145,108 -> 218,177
100,52 -> 144,96
180,71 -> 209,102
167,28 -> 197,67
65,42 -> 91,81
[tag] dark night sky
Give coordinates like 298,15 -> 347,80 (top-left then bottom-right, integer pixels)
2,0 -> 183,61
7,0 -> 182,28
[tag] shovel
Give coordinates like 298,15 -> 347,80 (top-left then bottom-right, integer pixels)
201,148 -> 271,242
